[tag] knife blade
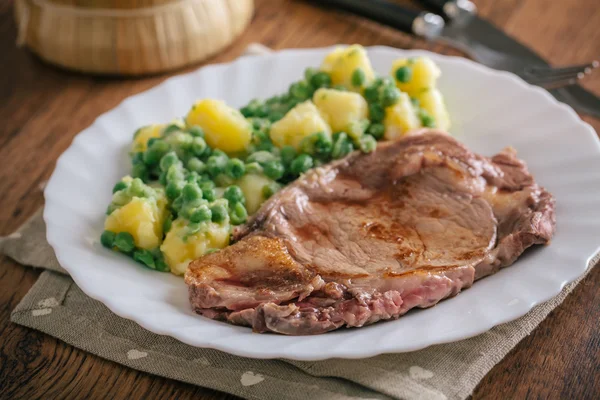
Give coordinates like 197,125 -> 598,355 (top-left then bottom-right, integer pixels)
316,0 -> 600,118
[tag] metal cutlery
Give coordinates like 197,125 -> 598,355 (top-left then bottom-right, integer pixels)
316,0 -> 600,118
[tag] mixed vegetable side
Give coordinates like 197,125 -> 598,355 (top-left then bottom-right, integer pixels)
100,45 -> 451,276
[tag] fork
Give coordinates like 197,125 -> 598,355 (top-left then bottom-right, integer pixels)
522,61 -> 599,89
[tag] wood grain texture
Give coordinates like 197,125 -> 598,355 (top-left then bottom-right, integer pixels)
1,0 -> 599,398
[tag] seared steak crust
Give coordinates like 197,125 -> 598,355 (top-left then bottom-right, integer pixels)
185,131 -> 556,335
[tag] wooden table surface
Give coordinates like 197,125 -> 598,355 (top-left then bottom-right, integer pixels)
1,0 -> 599,398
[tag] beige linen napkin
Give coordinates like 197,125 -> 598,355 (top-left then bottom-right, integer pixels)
2,45 -> 599,400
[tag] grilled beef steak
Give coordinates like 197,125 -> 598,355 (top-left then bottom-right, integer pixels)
185,131 -> 556,335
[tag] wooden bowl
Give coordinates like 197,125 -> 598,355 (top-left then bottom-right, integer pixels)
14,0 -> 255,75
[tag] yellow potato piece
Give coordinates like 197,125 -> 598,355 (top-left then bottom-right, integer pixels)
321,44 -> 375,90
383,92 -> 421,140
132,124 -> 165,153
160,219 -> 230,276
236,173 -> 275,215
391,57 -> 441,96
312,88 -> 368,132
321,46 -> 345,73
185,99 -> 252,154
269,101 -> 331,150
416,88 -> 451,131
104,197 -> 165,250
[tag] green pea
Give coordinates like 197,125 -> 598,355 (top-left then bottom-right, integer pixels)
171,196 -> 184,213
421,114 -> 436,128
262,182 -> 280,199
153,251 -> 170,272
190,205 -> 212,223
191,137 -> 207,156
224,185 -> 245,205
170,132 -> 194,152
304,67 -> 318,83
163,213 -> 173,233
212,149 -> 227,158
245,162 -> 263,174
229,202 -> 248,225
374,76 -> 394,88
291,154 -> 314,175
300,132 -> 332,158
185,172 -> 199,184
182,183 -> 202,202
187,126 -> 204,138
410,97 -> 420,107
267,111 -> 285,122
131,152 -> 144,165
280,145 -> 297,166
142,148 -> 162,167
166,163 -> 185,183
134,249 -> 156,269
359,134 -> 377,153
112,181 -> 128,194
206,154 -> 228,177
159,151 -> 179,172
310,72 -> 332,89
147,138 -> 158,148
131,163 -> 149,181
225,158 -> 246,179
364,85 -> 379,103
129,178 -> 151,198
368,103 -> 385,123
241,99 -> 268,118
100,230 -> 116,248
165,180 -> 183,200
199,179 -> 215,191
163,123 -> 182,136
251,130 -> 274,152
289,81 -> 312,100
351,68 -> 366,87
395,66 -> 412,83
314,133 -> 333,158
263,160 -> 284,180
381,87 -> 402,107
187,157 -> 206,174
114,232 -> 135,253
210,204 -> 228,223
202,188 -> 216,202
332,133 -> 355,159
367,122 -> 385,140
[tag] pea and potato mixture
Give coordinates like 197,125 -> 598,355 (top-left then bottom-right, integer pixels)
100,45 -> 451,276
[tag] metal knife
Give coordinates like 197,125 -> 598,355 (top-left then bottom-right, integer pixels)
317,0 -> 600,118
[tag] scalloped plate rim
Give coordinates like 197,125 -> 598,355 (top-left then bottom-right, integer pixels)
44,46 -> 600,360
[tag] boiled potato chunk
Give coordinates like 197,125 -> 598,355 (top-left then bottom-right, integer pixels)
391,57 -> 441,96
160,218 -> 230,275
312,88 -> 368,132
321,45 -> 375,90
416,88 -> 451,131
383,92 -> 421,140
236,173 -> 275,215
321,46 -> 345,73
132,124 -> 165,153
269,101 -> 331,150
185,99 -> 252,154
104,197 -> 166,250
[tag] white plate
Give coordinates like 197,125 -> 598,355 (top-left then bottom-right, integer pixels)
44,46 -> 600,360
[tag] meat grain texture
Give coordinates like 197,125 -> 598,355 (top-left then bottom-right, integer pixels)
185,131 -> 556,335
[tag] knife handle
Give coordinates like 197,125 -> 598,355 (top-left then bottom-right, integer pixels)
415,0 -> 477,21
317,0 -> 444,38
